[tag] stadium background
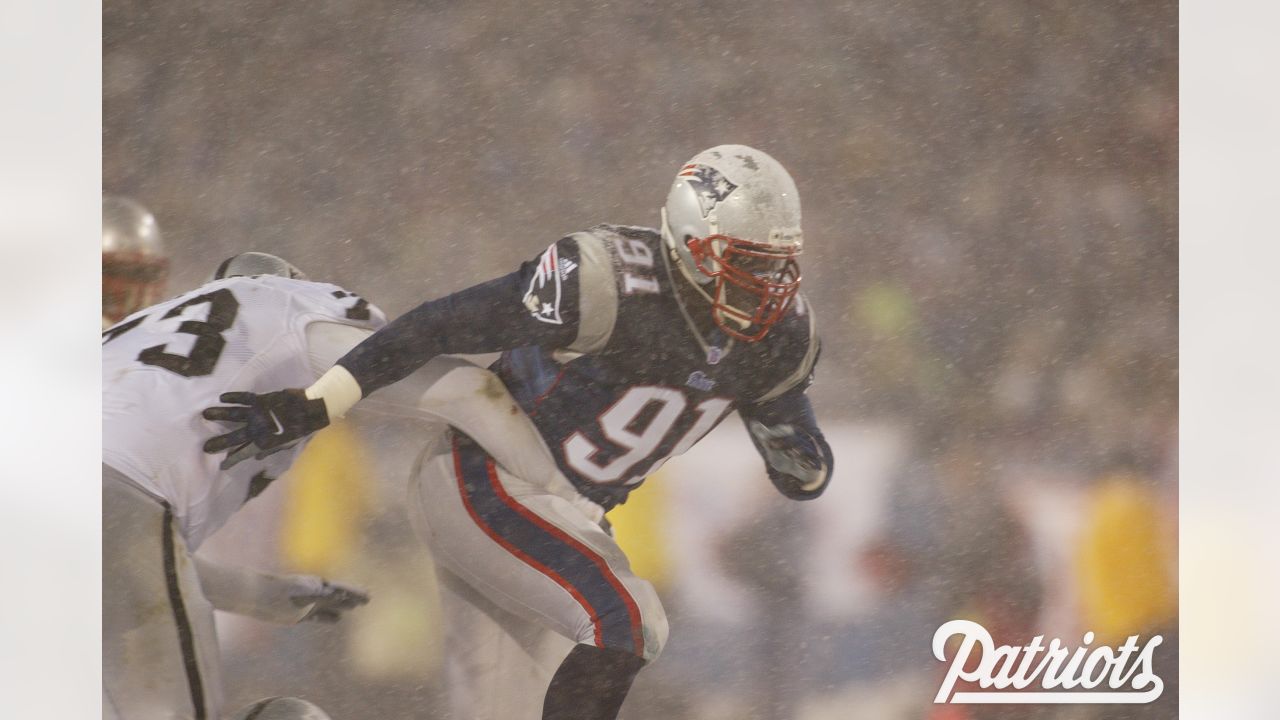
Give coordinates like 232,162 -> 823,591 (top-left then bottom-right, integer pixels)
104,2 -> 1177,718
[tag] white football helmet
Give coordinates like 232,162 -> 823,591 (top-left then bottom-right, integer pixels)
229,696 -> 332,720
103,195 -> 169,324
660,145 -> 803,342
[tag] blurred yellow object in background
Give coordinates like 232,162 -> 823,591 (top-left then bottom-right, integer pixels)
1076,473 -> 1176,643
606,470 -> 671,592
279,421 -> 371,576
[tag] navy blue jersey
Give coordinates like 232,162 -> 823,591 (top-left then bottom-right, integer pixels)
337,224 -> 827,509
491,225 -> 819,508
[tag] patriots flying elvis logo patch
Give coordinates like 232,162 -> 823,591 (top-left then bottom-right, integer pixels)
523,243 -> 565,324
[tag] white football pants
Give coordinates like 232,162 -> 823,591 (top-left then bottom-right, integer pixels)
407,358 -> 668,720
103,465 -> 223,720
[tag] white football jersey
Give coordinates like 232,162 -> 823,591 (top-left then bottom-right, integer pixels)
103,275 -> 386,549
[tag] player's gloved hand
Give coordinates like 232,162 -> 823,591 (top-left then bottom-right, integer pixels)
288,576 -> 370,624
747,420 -> 830,500
202,389 -> 330,469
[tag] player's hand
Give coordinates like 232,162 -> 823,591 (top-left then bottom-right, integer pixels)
202,389 -> 330,469
288,577 -> 370,624
747,420 -> 829,499
747,420 -> 824,477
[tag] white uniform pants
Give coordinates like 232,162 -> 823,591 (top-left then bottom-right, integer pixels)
103,465 -> 223,720
409,434 -> 668,720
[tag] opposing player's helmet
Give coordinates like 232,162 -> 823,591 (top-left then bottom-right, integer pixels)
661,145 -> 803,342
103,196 -> 169,325
229,697 -> 332,720
212,251 -> 309,281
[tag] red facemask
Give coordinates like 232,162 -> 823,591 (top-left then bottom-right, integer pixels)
687,234 -> 801,342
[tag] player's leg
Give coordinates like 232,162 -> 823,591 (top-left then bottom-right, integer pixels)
411,445 -> 577,720
103,466 -> 224,720
410,436 -> 668,719
540,643 -> 646,720
435,566 -> 575,720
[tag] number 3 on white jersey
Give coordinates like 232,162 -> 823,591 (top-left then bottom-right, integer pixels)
562,386 -> 731,484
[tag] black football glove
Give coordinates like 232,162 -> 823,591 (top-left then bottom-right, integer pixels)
202,389 -> 330,469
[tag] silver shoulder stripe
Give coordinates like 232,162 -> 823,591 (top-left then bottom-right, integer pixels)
565,231 -> 618,354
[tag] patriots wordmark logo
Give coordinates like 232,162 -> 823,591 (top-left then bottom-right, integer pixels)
523,243 -> 564,325
933,620 -> 1164,704
679,164 -> 738,218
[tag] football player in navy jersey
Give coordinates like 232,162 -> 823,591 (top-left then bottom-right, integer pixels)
203,145 -> 833,720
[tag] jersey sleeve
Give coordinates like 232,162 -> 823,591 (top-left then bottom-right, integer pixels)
559,230 -> 619,355
752,293 -> 821,404
335,234 -> 615,396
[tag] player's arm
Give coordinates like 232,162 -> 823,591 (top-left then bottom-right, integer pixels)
739,321 -> 832,500
204,236 -> 609,464
325,267 -> 578,400
740,384 -> 833,500
192,555 -> 369,624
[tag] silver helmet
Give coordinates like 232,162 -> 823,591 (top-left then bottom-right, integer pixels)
229,697 -> 332,720
211,251 -> 309,281
103,196 -> 168,324
660,145 -> 803,342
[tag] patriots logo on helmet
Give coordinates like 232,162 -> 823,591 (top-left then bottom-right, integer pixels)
679,164 -> 738,219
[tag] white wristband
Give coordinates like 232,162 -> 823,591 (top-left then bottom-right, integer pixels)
305,365 -> 363,422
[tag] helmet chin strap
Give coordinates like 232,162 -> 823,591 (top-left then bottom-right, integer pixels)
660,207 -> 756,332
660,205 -> 718,298
713,290 -> 752,330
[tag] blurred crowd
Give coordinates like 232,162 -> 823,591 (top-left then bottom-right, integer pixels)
105,0 -> 1176,718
